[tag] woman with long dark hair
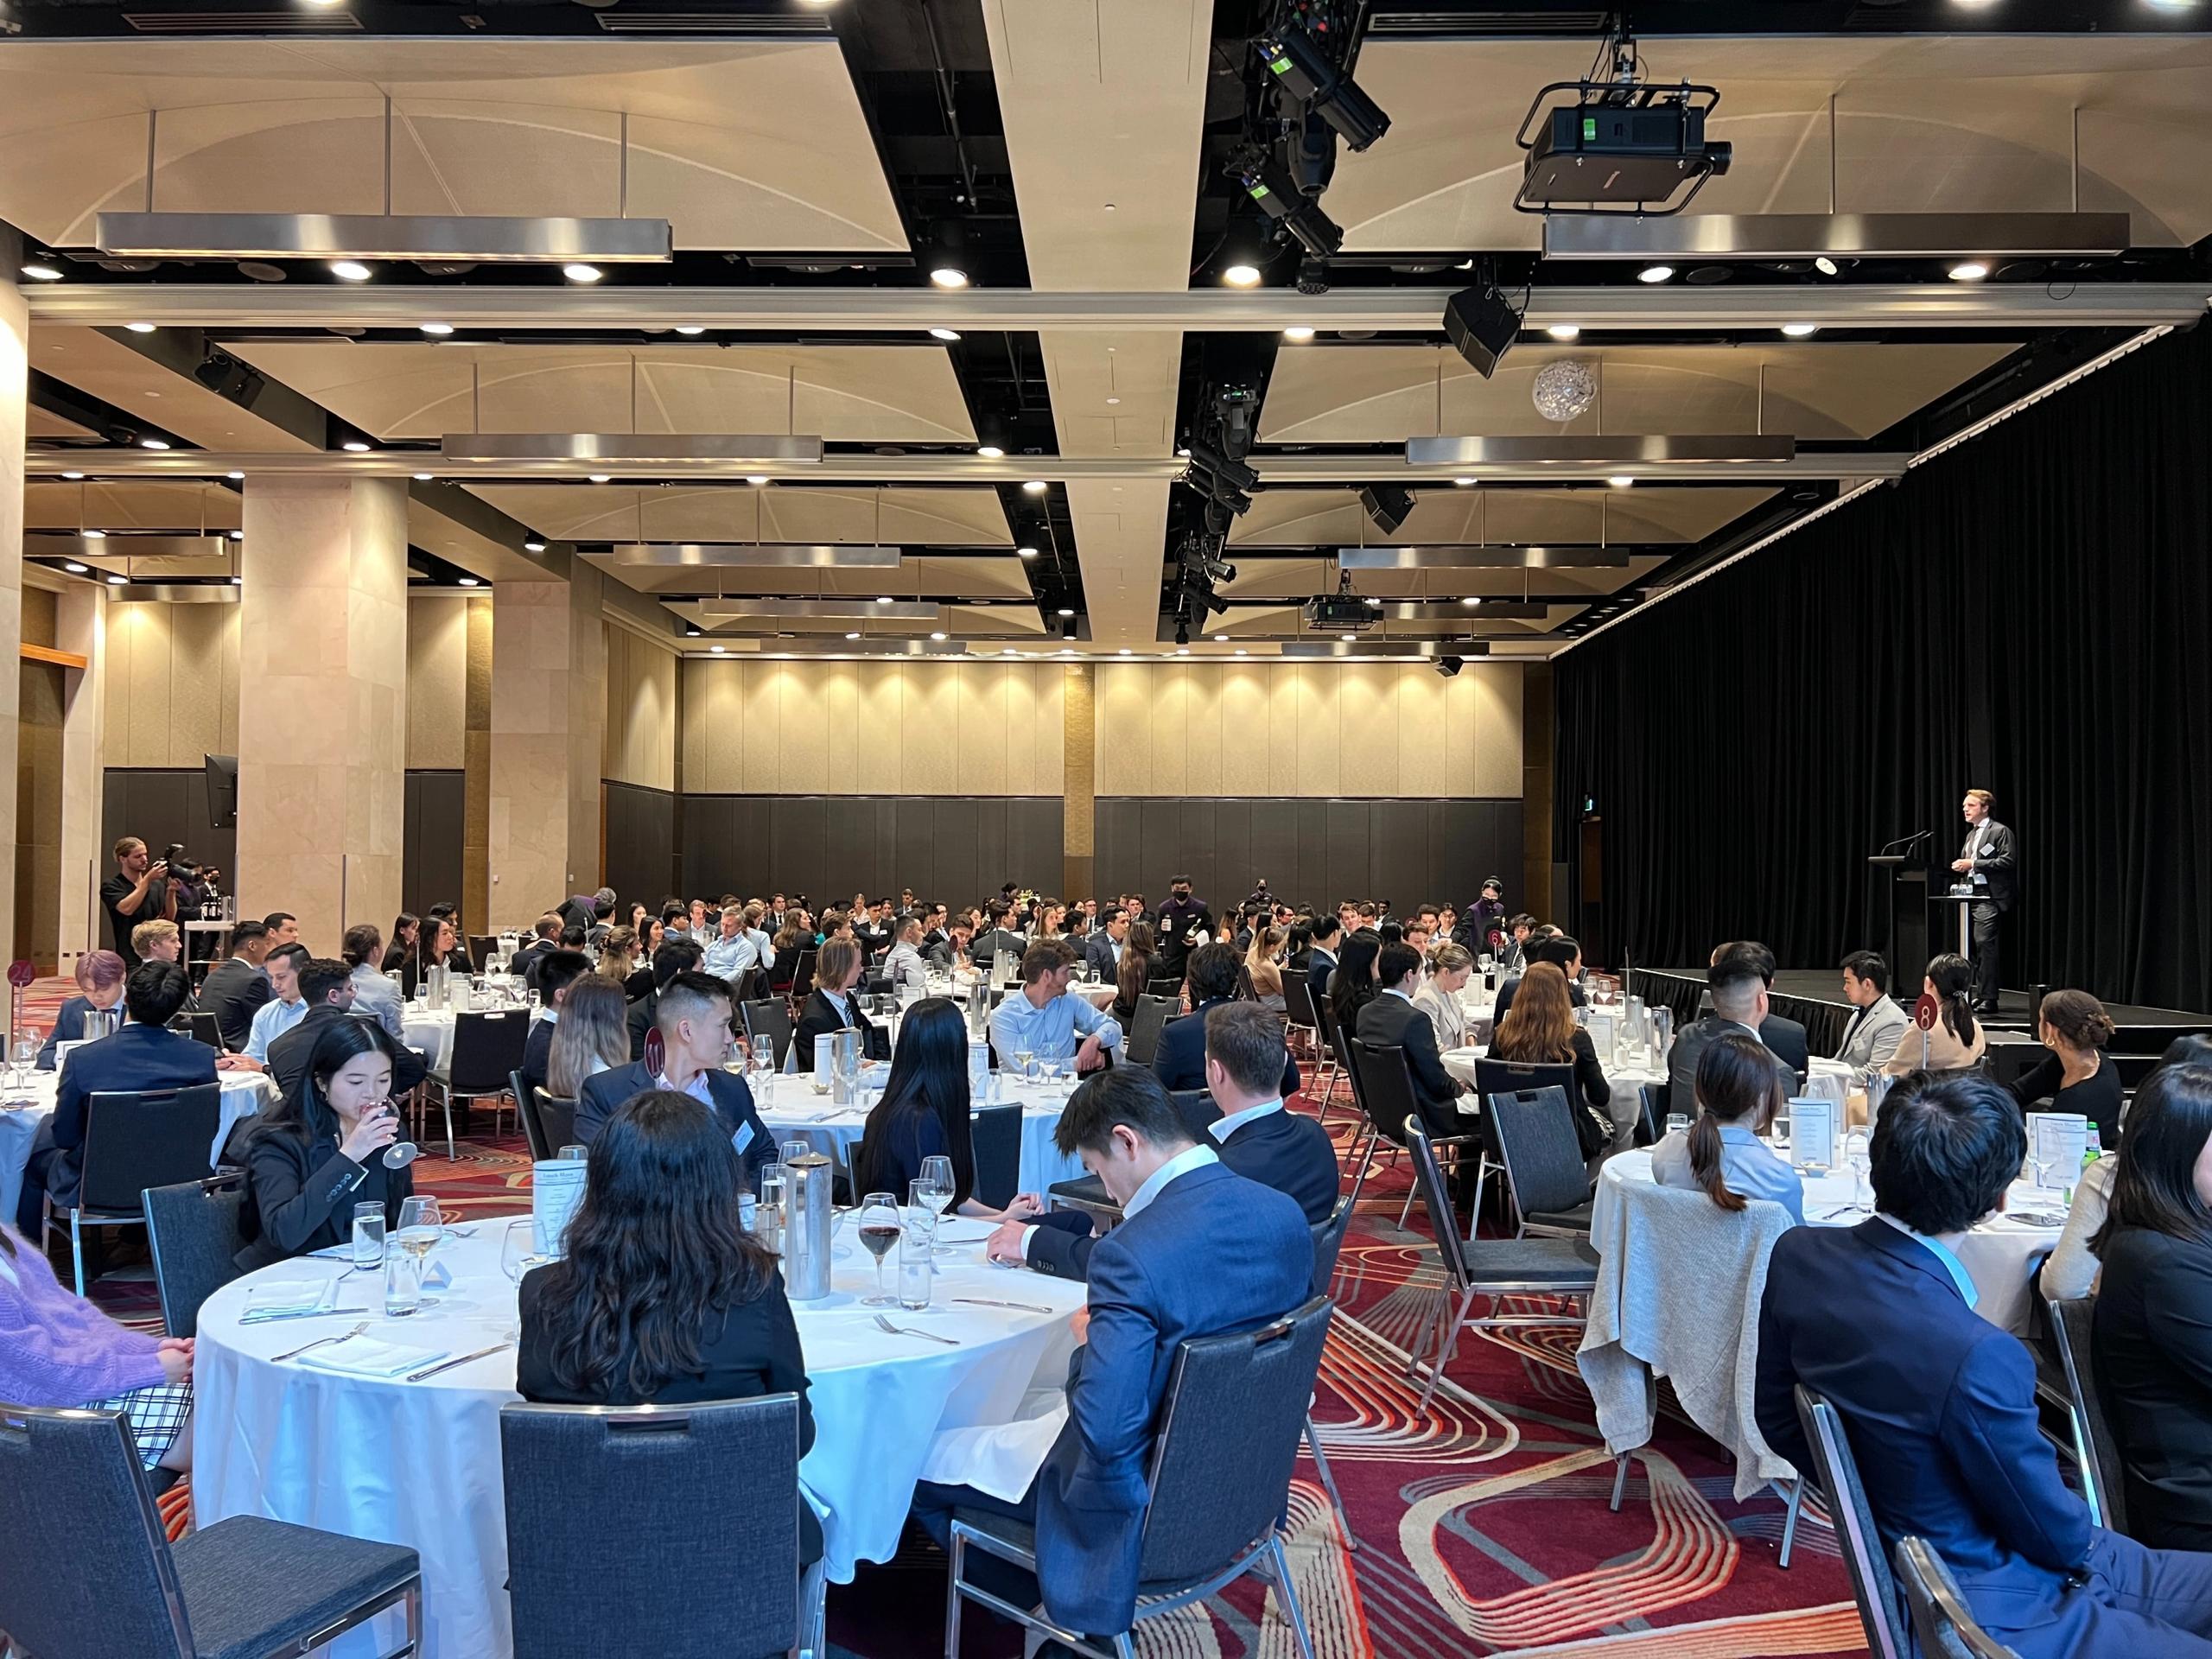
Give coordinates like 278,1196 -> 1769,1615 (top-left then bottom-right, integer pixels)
235,1019 -> 410,1269
380,912 -> 419,980
1885,953 -> 1987,1074
1328,930 -> 1383,1033
852,998 -> 1041,1221
1649,1030 -> 1802,1223
1111,921 -> 1158,1023
2089,1062 -> 2212,1548
517,1090 -> 819,1564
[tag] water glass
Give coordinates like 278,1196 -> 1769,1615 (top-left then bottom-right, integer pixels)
899,1209 -> 937,1311
383,1247 -> 423,1316
1664,1113 -> 1690,1140
501,1218 -> 545,1286
1770,1114 -> 1791,1159
757,1164 -> 788,1255
352,1204 -> 387,1267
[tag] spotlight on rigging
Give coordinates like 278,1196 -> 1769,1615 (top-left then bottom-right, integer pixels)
1433,655 -> 1464,678
1230,152 -> 1344,261
1255,24 -> 1390,152
1360,485 -> 1416,537
1287,111 -> 1338,198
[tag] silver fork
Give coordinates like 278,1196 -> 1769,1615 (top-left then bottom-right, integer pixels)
273,1320 -> 369,1363
873,1313 -> 960,1345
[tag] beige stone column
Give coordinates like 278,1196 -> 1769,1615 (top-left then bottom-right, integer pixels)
1063,662 -> 1095,902
0,276 -> 26,960
461,594 -> 493,936
235,477 -> 409,950
487,573 -> 606,932
55,586 -> 108,969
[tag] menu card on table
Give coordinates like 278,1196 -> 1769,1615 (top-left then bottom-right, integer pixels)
1789,1096 -> 1837,1173
2026,1113 -> 2089,1190
532,1159 -> 588,1256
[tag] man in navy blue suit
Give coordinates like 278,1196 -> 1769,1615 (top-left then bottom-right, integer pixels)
1151,944 -> 1299,1099
1756,1071 -> 2212,1656
914,1065 -> 1313,1643
576,971 -> 777,1185
16,961 -> 216,1233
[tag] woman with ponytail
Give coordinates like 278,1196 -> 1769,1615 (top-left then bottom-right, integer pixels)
1884,953 -> 1989,1076
1651,1029 -> 1803,1224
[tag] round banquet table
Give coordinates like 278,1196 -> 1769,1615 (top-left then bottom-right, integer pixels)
0,1066 -> 274,1224
1442,1042 -> 1856,1105
1592,1147 -> 2066,1334
753,1071 -> 1087,1195
193,1225 -> 1085,1659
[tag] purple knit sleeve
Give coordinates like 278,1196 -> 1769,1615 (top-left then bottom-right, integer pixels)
0,1243 -> 168,1405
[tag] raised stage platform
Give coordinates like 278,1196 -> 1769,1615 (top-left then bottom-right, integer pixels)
1630,968 -> 2212,1090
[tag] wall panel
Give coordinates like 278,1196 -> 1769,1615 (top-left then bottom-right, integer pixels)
601,779 -> 677,911
601,625 -> 677,791
402,769 -> 466,918
406,595 -> 468,769
674,795 -> 1065,904
101,601 -> 244,770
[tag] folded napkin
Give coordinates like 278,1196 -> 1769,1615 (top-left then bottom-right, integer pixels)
298,1334 -> 451,1378
243,1279 -> 334,1318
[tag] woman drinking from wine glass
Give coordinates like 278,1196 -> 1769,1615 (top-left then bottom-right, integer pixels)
234,1020 -> 411,1270
517,1088 -> 819,1565
853,997 -> 1042,1223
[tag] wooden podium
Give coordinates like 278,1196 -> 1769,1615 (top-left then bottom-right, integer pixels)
1868,854 -> 1929,979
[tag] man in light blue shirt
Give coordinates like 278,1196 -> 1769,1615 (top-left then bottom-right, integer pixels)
882,914 -> 931,996
243,944 -> 312,1065
988,938 -> 1122,1072
702,906 -> 760,983
342,922 -> 405,1042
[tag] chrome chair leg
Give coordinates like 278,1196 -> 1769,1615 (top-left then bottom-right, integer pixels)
1609,1451 -> 1630,1512
1267,1532 -> 1319,1659
1778,1477 -> 1804,1568
942,1529 -> 965,1659
1304,1411 -> 1357,1552
1414,1286 -> 1479,1415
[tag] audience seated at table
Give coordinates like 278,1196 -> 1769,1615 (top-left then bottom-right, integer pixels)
197,919 -> 275,1052
545,976 -> 629,1103
880,914 -> 931,997
1756,1070 -> 2212,1659
1245,925 -> 1288,1013
1669,954 -> 1797,1120
913,1065 -> 1313,1640
1709,941 -> 1812,1079
1491,934 -> 1586,1028
989,940 -> 1123,1075
1649,1031 -> 1804,1224
852,996 -> 1042,1224
1832,950 -> 1910,1069
516,1087 -> 820,1565
379,912 -> 419,994
130,918 -> 188,976
2042,1039 -> 2212,1304
580,971 -> 777,1185
509,914 -> 559,990
626,938 -> 702,1062
1330,930 -> 1382,1034
1153,944 -> 1298,1097
1109,921 -> 1158,1023
521,950 -> 591,1094
340,923 -> 405,1043
2088,1058 -> 2212,1550
16,961 -> 216,1237
243,944 -> 312,1065
0,1220 -> 195,1476
35,948 -> 125,1070
1884,953 -> 1988,1076
2010,988 -> 2122,1143
1491,961 -> 1624,1150
1356,941 -> 1471,1139
264,957 -> 427,1107
1412,941 -> 1476,1052
1304,913 -> 1342,1001
793,938 -> 881,1066
235,1019 -> 410,1271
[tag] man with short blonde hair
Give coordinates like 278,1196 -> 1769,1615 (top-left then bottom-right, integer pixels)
130,918 -> 183,964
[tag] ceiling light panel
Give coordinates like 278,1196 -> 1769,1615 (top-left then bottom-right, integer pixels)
98,213 -> 674,264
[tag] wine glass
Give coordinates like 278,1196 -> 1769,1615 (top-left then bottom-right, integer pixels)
916,1157 -> 957,1255
501,1218 -> 546,1286
395,1195 -> 443,1308
1013,1047 -> 1036,1084
377,1099 -> 420,1170
857,1191 -> 901,1307
1664,1113 -> 1690,1141
1844,1131 -> 1872,1216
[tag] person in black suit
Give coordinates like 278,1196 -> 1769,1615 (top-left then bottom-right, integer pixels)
626,938 -> 703,1062
1355,940 -> 1470,1139
234,1018 -> 412,1270
1491,960 -> 1624,1150
1153,875 -> 1214,985
1953,788 -> 2018,1014
1758,1071 -> 2212,1658
198,920 -> 275,1052
1491,933 -> 1587,1028
16,963 -> 216,1235
579,972 -> 777,1185
35,950 -> 128,1070
1669,956 -> 1797,1121
263,958 -> 428,1108
2089,1059 -> 2212,1550
510,914 -> 560,990
791,939 -> 882,1065
1083,909 -> 1130,981
518,1087 -> 819,1564
1150,944 -> 1300,1099
969,902 -> 1027,976
521,949 -> 591,1094
1305,913 -> 1342,1001
1707,941 -> 1811,1078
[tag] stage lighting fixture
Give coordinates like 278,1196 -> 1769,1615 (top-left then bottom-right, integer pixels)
1360,484 -> 1416,537
1295,256 -> 1332,296
1230,153 -> 1344,260
1184,439 -> 1258,496
1174,621 -> 1191,646
1256,25 -> 1391,151
1433,656 -> 1464,678
1442,283 -> 1522,379
1287,110 -> 1338,198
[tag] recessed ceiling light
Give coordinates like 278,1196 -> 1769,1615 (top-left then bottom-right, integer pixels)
1213,632 -> 1229,642
82,529 -> 106,540
524,537 -> 547,553
1948,261 -> 1989,283
63,562 -> 88,574
1176,645 -> 1191,655
1637,264 -> 1675,284
125,322 -> 156,334
340,440 -> 370,453
1017,546 -> 1038,559
21,264 -> 62,282
139,437 -> 168,450
846,631 -> 862,641
1608,474 -> 1635,488
232,575 -> 244,587
1546,323 -> 1581,340
1340,633 -> 1357,643
1453,477 -> 1477,487
457,576 -> 480,587
977,444 -> 1004,459
229,530 -> 244,541
674,326 -> 706,336
1364,596 -> 1382,607
2144,0 -> 2197,10
929,265 -> 969,289
1815,256 -> 1840,276
875,595 -> 894,604
745,475 -> 768,486
329,260 -> 372,282
929,327 -> 962,341
1021,480 -> 1047,494
563,264 -> 603,284
61,471 -> 85,480
711,644 -> 727,653
930,632 -> 948,641
418,321 -> 453,336
1281,326 -> 1315,342
1058,607 -> 1076,618
1461,596 -> 1480,607
1234,648 -> 1248,656
1117,647 -> 1131,656
588,474 -> 612,484
1104,396 -> 1120,406
413,472 -> 433,481
106,575 -> 127,586
1782,321 -> 1820,338
1223,264 -> 1262,288
227,470 -> 245,480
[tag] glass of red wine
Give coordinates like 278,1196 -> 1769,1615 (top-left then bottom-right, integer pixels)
857,1191 -> 902,1307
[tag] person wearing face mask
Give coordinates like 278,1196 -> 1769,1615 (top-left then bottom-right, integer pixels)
234,1017 -> 410,1269
1153,875 -> 1214,983
35,950 -> 129,1070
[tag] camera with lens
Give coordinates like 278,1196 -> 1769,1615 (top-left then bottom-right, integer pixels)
163,842 -> 202,880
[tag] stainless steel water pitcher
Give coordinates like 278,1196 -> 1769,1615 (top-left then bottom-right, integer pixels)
782,1149 -> 835,1300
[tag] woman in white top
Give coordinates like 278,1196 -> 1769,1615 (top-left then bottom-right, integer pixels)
1651,1029 -> 1805,1225
548,977 -> 629,1099
1413,942 -> 1476,1052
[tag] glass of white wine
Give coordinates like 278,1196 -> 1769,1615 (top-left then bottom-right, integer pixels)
394,1195 -> 443,1310
1014,1047 -> 1036,1084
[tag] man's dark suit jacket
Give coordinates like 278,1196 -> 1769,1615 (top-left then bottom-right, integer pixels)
1355,990 -> 1460,1135
1491,971 -> 1585,1029
1083,931 -> 1124,979
1029,1160 -> 1310,1635
521,1014 -> 556,1093
1305,947 -> 1338,1002
1962,818 -> 2018,911
625,989 -> 658,1062
792,988 -> 884,1065
970,927 -> 1027,971
265,1003 -> 429,1107
1150,996 -> 1299,1099
1667,1014 -> 1798,1120
575,1060 -> 777,1181
39,1023 -> 218,1210
36,995 -> 102,1070
199,957 -> 272,1052
1758,1012 -> 1810,1079
511,939 -> 554,990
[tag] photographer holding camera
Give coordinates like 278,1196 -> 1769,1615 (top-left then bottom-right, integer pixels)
101,837 -> 178,971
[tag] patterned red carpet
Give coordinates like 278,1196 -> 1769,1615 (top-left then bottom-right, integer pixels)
49,966 -> 1866,1657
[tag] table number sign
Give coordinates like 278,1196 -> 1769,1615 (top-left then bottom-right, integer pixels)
1789,1096 -> 1837,1173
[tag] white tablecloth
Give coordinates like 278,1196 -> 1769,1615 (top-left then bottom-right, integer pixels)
1592,1149 -> 2064,1334
0,1068 -> 276,1223
1443,1045 -> 1855,1107
193,1226 -> 1085,1659
754,1073 -> 1086,1196
401,1007 -> 456,1071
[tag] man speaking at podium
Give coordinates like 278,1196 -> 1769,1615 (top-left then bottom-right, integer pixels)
1951,789 -> 2016,1015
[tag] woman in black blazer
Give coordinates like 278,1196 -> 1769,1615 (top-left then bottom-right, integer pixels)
517,1088 -> 818,1563
236,1020 -> 413,1270
791,939 -> 879,1064
2090,1059 -> 2212,1548
2010,988 -> 2124,1144
1489,963 -> 1612,1113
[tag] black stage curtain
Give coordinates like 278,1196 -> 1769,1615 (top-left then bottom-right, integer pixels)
1554,323 -> 2212,1015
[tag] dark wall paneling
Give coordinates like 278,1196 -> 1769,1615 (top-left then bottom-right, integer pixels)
602,782 -> 677,912
677,797 -> 1065,909
1093,797 -> 1523,917
402,770 -> 466,920
100,768 -> 238,952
